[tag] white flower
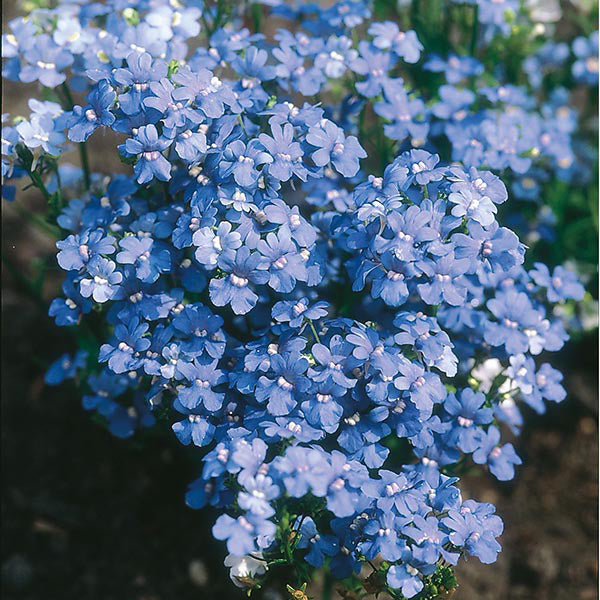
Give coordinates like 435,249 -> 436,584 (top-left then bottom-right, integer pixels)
224,554 -> 267,588
471,358 -> 504,393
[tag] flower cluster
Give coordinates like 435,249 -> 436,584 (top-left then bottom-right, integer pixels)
2,0 -> 592,596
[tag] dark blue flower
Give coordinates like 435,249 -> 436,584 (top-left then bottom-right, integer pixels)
45,351 -> 87,385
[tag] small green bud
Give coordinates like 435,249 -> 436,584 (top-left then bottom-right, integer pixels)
168,59 -> 180,77
123,8 -> 140,26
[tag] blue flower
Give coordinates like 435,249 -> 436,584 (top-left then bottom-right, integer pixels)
173,414 -> 216,447
213,513 -> 276,557
314,36 -> 357,78
99,317 -> 151,374
484,289 -> 549,355
220,139 -> 273,188
79,256 -> 123,303
145,78 -> 201,129
19,34 -> 73,87
49,277 -> 93,326
351,41 -> 398,97
113,52 -> 168,116
394,358 -> 446,413
477,0 -> 518,34
363,470 -> 423,515
396,150 -> 445,186
56,230 -> 115,271
306,119 -> 366,177
300,380 -> 345,433
472,426 -> 522,481
530,263 -> 585,303
258,123 -> 308,182
443,388 -> 493,453
264,199 -> 317,246
424,54 -> 483,83
208,246 -> 269,314
452,222 -> 523,274
417,253 -> 469,306
67,80 -> 116,142
572,32 -> 599,85
374,83 -> 428,143
403,514 -> 458,565
238,473 -> 280,518
45,351 -> 87,385
448,185 -> 497,226
121,124 -> 172,184
346,324 -> 397,376
387,548 -> 433,598
360,511 -> 405,561
273,446 -> 328,497
256,352 -> 310,416
177,359 -> 226,411
193,221 -> 241,269
16,112 -> 65,156
320,451 -> 369,517
310,336 -> 357,388
172,66 -> 234,119
442,504 -> 502,563
257,231 -> 307,293
273,45 -> 325,96
116,236 -> 171,283
368,22 -> 423,63
295,517 -> 338,568
272,297 -> 329,327
432,85 -> 475,121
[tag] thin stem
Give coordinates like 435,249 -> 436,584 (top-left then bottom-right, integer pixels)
308,320 -> 321,344
470,5 -> 479,56
322,570 -> 333,600
79,141 -> 91,189
266,558 -> 288,567
61,82 -> 75,108
250,1 -> 262,33
27,169 -> 52,204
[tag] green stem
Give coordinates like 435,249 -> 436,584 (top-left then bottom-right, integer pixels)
308,320 -> 321,344
250,2 -> 262,33
266,558 -> 289,567
470,5 -> 479,56
27,169 -> 52,204
79,141 -> 91,189
322,570 -> 333,600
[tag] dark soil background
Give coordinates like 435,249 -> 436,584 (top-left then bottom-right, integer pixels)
1,2 -> 598,598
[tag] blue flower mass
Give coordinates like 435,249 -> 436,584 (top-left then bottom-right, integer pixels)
2,0 -> 597,596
